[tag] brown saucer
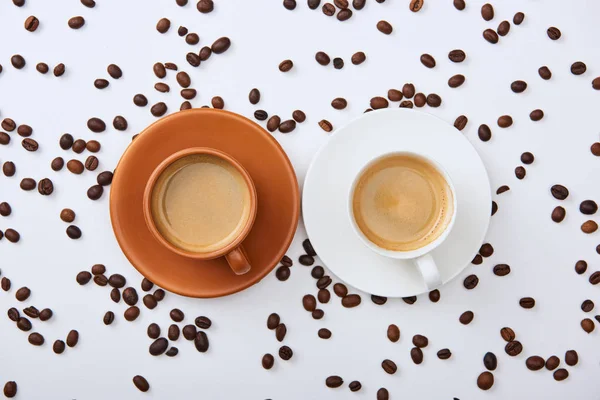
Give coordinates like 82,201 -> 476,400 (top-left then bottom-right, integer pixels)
110,109 -> 300,298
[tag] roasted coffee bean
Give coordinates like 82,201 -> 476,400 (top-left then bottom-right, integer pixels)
151,102 -> 168,117
381,359 -> 397,374
292,110 -> 306,123
318,289 -> 330,303
143,295 -> 157,309
319,119 -> 333,132
297,254 -> 314,266
34,62 -> 47,74
400,83 -> 415,99
103,311 -> 115,325
477,372 -> 494,390
108,274 -> 126,289
484,352 -> 497,370
68,16 -> 85,29
477,242 -> 493,255
66,225 -> 82,239
483,29 -> 499,44
346,381 -> 361,392
154,289 -> 165,301
1,118 -> 16,132
168,324 -> 180,341
547,27 -> 561,40
590,271 -> 600,285
505,340 -> 523,356
515,166 -> 526,179
17,125 -> 32,137
553,368 -> 569,381
23,306 -> 39,319
53,339 -> 66,354
97,171 -> 113,186
313,308 -> 324,319
550,184 -> 569,200
571,61 -> 587,75
185,33 -> 200,45
322,3 -> 335,16
481,3 -> 494,20
402,296 -> 416,305
278,59 -> 293,72
351,51 -> 366,65
331,98 -> 347,110
337,8 -> 352,21
310,266 -> 324,280
448,50 -> 466,63
147,323 -> 160,339
85,156 -> 98,171
181,89 -> 197,100
371,295 -> 387,305
496,185 -> 510,194
413,334 -> 428,348
194,316 -> 211,330
76,271 -> 92,285
409,0 -> 423,11
262,353 -> 274,369
253,110 -> 268,121
582,220 -> 598,234
377,20 -> 393,35
51,157 -> 64,171
53,63 -> 66,77
519,297 -> 535,309
85,140 -> 101,153
72,139 -> 86,153
133,94 -> 148,107
500,328 -> 516,342
193,331 -> 210,352
275,323 -> 287,341
425,290 -> 440,304
578,200 -> 597,215
3,161 -> 16,177
278,345 -> 292,360
15,287 -> 31,302
497,20 -> 510,36
448,74 -> 465,88
275,266 -> 290,281
197,0 -> 214,13
153,63 -> 166,79
124,306 -> 140,321
388,89 -> 403,102
0,132 -> 9,145
266,116 -> 281,132
24,15 -> 39,32
370,96 -> 389,109
156,18 -> 170,33
186,52 -> 201,67
4,229 -> 20,243
248,88 -> 260,104
11,54 -> 25,69
110,288 -> 120,303
565,350 -> 578,366
433,349 -> 451,360
477,124 -> 492,142
0,276 -> 11,291
211,96 -> 225,109
66,329 -> 79,347
122,287 -> 138,306
87,117 -> 106,133
279,120 -> 296,133
17,317 -> 31,331
110,116 -> 127,132
317,276 -> 332,289
317,328 -> 332,340
168,308 -> 183,322
581,318 -> 595,333
426,93 -> 442,107
149,337 -> 168,355
377,388 -> 389,400
211,36 -> 231,54
28,332 -> 44,346
511,80 -> 527,93
492,264 -> 511,276
472,254 -> 483,264
302,294 -> 317,311
67,160 -> 84,175
7,308 -> 19,322
182,324 -> 196,340
538,66 -> 552,80
175,72 -> 191,90
459,311 -> 474,325
342,294 -> 361,308
39,308 -> 53,322
513,12 -> 525,25
94,274 -> 108,286
141,278 -> 154,292
333,0 -> 348,8
420,54 -> 436,69
0,202 -> 11,217
333,283 -> 348,298
309,0 -> 321,9
58,133 -> 74,150
453,115 -> 468,131
545,355 -> 560,370
387,324 -> 400,342
410,347 -> 424,364
267,313 -> 280,330
106,64 -> 122,79
325,376 -> 343,388
132,375 -> 150,393
575,260 -> 588,274
529,109 -> 544,121
498,115 -> 513,128
463,274 -> 479,289
3,381 -> 17,398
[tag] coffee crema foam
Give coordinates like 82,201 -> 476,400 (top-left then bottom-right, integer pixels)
150,154 -> 252,253
352,154 -> 453,251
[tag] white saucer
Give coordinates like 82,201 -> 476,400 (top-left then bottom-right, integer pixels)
303,109 -> 491,297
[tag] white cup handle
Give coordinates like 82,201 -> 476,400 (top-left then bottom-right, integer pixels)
415,253 -> 442,290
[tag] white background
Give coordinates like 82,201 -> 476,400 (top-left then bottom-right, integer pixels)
1,0 -> 599,399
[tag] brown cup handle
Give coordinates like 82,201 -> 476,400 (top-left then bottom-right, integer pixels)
225,245 -> 251,275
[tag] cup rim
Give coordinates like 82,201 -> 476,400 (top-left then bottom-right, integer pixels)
142,147 -> 258,260
348,151 -> 457,259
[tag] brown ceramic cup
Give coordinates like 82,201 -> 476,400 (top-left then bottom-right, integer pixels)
143,147 -> 257,275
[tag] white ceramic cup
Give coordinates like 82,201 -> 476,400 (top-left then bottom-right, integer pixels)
348,151 -> 458,290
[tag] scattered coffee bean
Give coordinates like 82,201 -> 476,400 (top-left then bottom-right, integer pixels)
331,98 -> 347,110
0,202 -> 11,217
381,359 -> 397,374
337,8 -> 352,21
17,317 -> 31,331
151,102 -> 168,117
23,306 -> 39,319
154,289 -> 165,301
497,20 -> 510,36
318,289 -> 330,303
15,287 -> 31,302
94,274 -> 108,286
103,311 -> 115,325
420,54 -> 436,69
147,323 -> 160,339
107,274 -> 125,289
493,264 -> 511,276
477,371 -> 494,390
319,119 -> 333,132
267,313 -> 280,330
275,266 -> 290,281
133,94 -> 148,107
478,124 -> 492,142
547,27 -> 561,40
581,318 -> 595,333
66,329 -> 79,347
400,99 -> 414,107
481,3 -> 494,21
292,110 -> 306,123
497,115 -> 513,128
579,200 -> 597,215
181,89 -> 197,100
412,334 -> 428,348
141,278 -> 154,292
500,327 -> 515,342
197,0 -> 214,13
67,160 -> 84,175
76,271 -> 92,285
546,355 -> 560,370
480,244 -> 493,257
483,29 -> 499,44
97,171 -> 113,186
248,88 -> 260,104
464,274 -> 479,289
211,96 -> 225,109
53,63 -> 66,77
28,332 -> 44,346
377,388 -> 389,400
553,368 -> 569,381
4,228 -> 20,243
132,375 -> 150,393
342,294 -> 361,308
519,297 -> 535,309
484,352 -> 497,371
68,16 -> 85,29
571,61 -> 586,75
3,161 -> 16,177
1,118 -> 16,132
472,254 -> 483,264
124,306 -> 140,321
21,137 -> 38,152
387,89 -> 403,102
267,115 -> 281,132
24,15 -> 40,32
505,340 -> 523,356
156,18 -> 171,33
122,287 -> 138,306
170,308 -> 184,322
299,254 -> 315,266
582,220 -> 598,234
387,324 -> 400,342
332,57 -> 344,69
426,93 -> 442,107
279,345 -> 293,360
143,295 -> 157,309
308,0 -> 321,9
575,260 -> 588,275
370,96 -> 389,110
7,308 -> 19,322
278,59 -> 294,72
325,376 -> 344,388
53,339 -> 66,354
515,166 -> 526,179
511,80 -> 527,93
322,3 -> 335,16
185,32 -> 200,45
453,115 -> 468,131
565,350 -> 578,366
262,353 -> 274,369
410,347 -> 424,364
181,324 -> 196,340
85,156 -> 98,172
318,328 -> 332,339
403,296 -> 417,305
513,12 -> 525,25
50,157 -> 64,171
11,54 -> 25,69
448,74 -> 465,88
0,132 -> 9,145
279,120 -> 297,133
459,311 -> 474,325
66,225 -> 82,239
110,288 -> 120,303
333,283 -> 348,298
528,109 -> 544,121
371,295 -> 387,305
377,20 -> 393,35
351,51 -> 366,65
149,337 -> 168,355
168,324 -> 180,341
